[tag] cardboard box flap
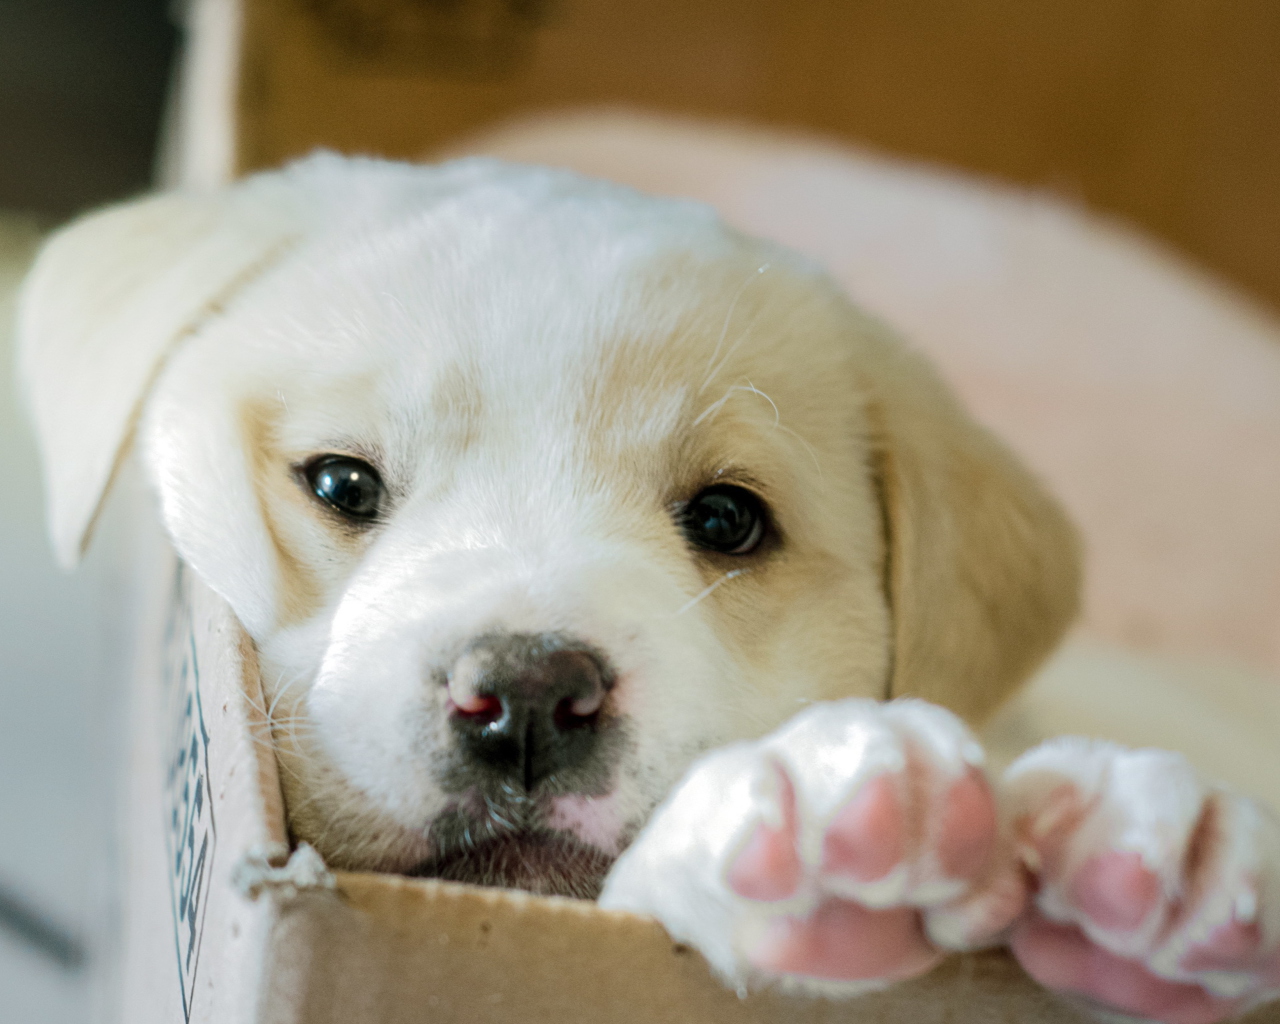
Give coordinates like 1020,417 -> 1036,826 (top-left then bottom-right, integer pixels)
255,872 -> 1088,1024
114,526 -> 1265,1023
122,558 -> 1103,1023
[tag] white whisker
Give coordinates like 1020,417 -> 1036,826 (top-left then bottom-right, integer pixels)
699,263 -> 771,395
741,380 -> 779,428
702,305 -> 767,395
691,389 -> 733,427
676,568 -> 749,615
778,423 -> 824,480
693,380 -> 779,428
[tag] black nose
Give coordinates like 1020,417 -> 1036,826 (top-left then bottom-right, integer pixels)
446,633 -> 612,790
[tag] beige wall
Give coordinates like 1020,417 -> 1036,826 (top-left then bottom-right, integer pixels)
237,0 -> 1280,312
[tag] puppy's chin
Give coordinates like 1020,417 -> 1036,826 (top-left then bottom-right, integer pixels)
413,815 -> 617,900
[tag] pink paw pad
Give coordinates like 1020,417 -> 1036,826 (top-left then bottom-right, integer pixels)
821,774 -> 905,883
1012,916 -> 1245,1024
727,821 -> 802,901
749,900 -> 940,982
937,770 -> 998,880
1179,920 -> 1266,974
727,767 -> 802,901
1069,850 -> 1163,932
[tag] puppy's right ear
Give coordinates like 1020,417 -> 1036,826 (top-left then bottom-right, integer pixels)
17,181 -> 303,568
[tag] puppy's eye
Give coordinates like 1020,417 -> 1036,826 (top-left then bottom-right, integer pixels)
682,485 -> 767,555
305,456 -> 383,520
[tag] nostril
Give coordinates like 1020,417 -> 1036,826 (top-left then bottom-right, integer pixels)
450,693 -> 503,724
553,695 -> 598,731
447,649 -> 500,719
543,649 -> 607,722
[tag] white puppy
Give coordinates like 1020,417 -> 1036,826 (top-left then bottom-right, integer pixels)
18,155 -> 1280,1023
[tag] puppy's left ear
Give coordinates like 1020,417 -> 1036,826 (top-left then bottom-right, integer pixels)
864,330 -> 1082,725
17,178 -> 304,569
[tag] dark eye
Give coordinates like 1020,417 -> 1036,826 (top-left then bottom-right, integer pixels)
682,485 -> 767,555
305,456 -> 383,520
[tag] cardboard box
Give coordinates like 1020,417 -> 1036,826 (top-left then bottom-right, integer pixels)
116,515 -> 1102,1023
115,2 -> 1280,1021
114,486 -> 1280,1023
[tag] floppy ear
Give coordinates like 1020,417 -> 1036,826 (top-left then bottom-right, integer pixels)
17,179 -> 305,569
864,332 -> 1082,725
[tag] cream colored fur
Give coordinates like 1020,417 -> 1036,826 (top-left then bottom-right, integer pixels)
462,109 -> 1280,813
461,110 -> 1280,685
18,153 -> 1075,875
25,149 -> 1280,1018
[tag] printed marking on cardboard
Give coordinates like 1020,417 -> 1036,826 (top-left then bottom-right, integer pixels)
162,564 -> 218,1023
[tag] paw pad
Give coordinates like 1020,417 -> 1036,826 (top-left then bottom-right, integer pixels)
751,901 -> 936,982
727,766 -> 802,901
721,700 -> 1022,986
937,771 -> 998,879
821,774 -> 904,883
1005,740 -> 1280,1023
1068,850 -> 1162,932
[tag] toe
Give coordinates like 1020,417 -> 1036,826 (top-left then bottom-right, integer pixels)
728,820 -> 803,901
1178,920 -> 1266,974
727,764 -> 802,901
1069,850 -> 1163,932
822,774 -> 905,883
937,770 -> 998,880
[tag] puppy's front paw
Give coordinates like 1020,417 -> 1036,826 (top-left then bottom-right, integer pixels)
1005,740 -> 1280,1024
599,699 -> 1026,995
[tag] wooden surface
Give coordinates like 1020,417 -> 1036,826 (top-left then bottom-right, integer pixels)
234,0 -> 1280,312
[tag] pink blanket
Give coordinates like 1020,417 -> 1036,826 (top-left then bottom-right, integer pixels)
459,110 -> 1280,682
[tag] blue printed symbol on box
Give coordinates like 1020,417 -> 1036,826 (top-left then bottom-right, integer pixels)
163,565 -> 217,1022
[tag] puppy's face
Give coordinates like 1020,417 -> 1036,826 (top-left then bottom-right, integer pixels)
145,181 -> 890,894
20,158 -> 1078,898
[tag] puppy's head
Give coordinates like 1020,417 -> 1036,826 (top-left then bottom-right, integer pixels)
19,155 -> 1079,896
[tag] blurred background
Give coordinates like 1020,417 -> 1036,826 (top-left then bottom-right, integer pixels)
1,1 -> 1277,1021
1,2 -> 176,1021
0,0 -> 175,214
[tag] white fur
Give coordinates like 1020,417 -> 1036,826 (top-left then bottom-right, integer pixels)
23,154 -> 891,876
